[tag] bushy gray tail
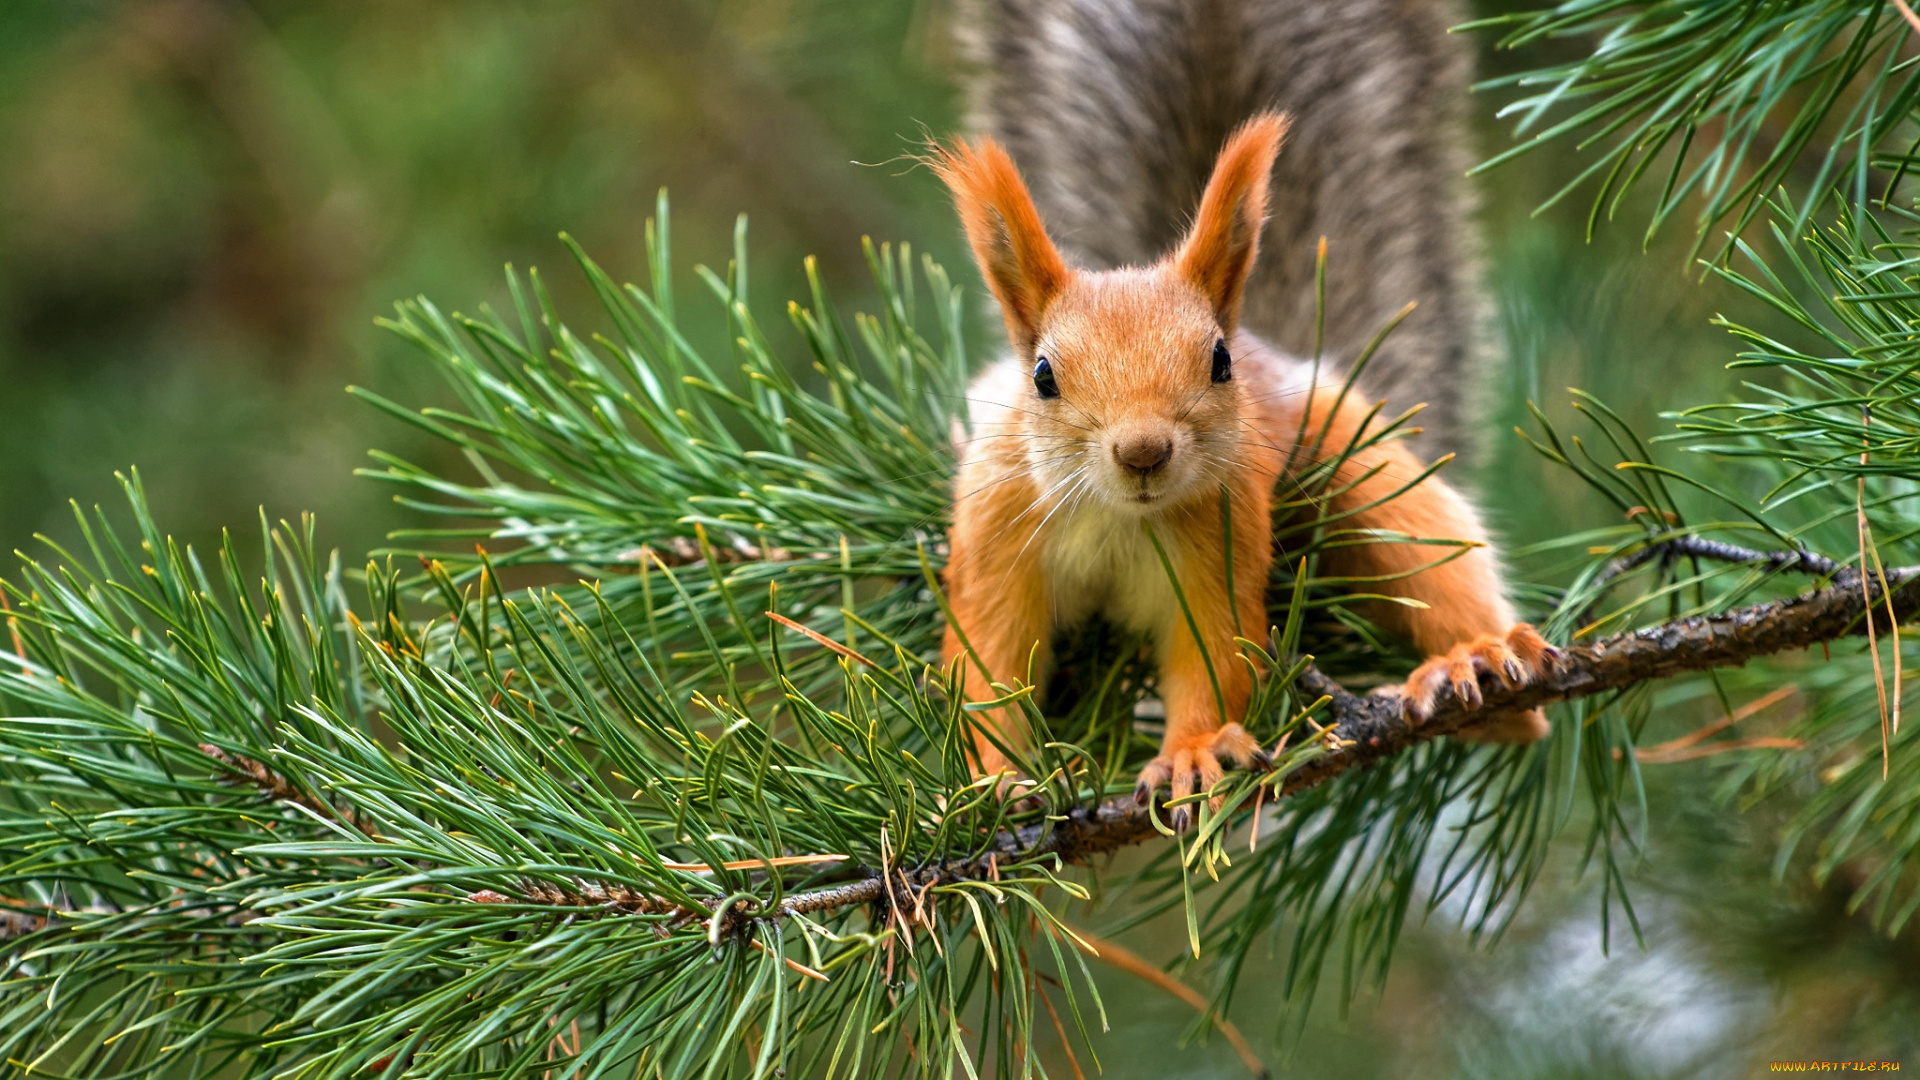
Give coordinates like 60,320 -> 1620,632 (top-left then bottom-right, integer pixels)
957,0 -> 1487,456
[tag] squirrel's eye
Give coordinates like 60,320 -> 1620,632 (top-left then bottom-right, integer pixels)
1211,338 -> 1232,384
1033,356 -> 1060,399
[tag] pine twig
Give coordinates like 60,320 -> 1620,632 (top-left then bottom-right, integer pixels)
617,535 -> 794,568
1600,536 -> 1841,581
1277,563 -> 1914,792
1577,536 -> 1842,625
0,896 -> 263,942
187,560 -> 1920,933
697,559 -> 1920,922
200,744 -> 381,840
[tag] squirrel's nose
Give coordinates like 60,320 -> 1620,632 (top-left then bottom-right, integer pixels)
1113,434 -> 1173,475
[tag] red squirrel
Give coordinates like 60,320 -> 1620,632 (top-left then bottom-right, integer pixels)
933,114 -> 1554,824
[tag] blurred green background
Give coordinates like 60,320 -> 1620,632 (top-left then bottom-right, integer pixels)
0,1 -> 1912,1076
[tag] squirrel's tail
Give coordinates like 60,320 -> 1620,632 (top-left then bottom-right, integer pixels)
956,0 -> 1487,456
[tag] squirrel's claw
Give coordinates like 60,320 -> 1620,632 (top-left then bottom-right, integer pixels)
1135,722 -> 1264,831
1400,623 -> 1555,744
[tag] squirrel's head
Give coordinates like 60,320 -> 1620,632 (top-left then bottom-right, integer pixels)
934,114 -> 1289,512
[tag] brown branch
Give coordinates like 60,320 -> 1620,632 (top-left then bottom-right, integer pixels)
176,562 -> 1920,937
617,534 -> 793,568
610,561 -> 1920,927
1273,564 -> 1916,794
200,743 -> 381,839
6,749 -> 357,943
1592,535 -> 1842,584
1577,535 -> 1842,624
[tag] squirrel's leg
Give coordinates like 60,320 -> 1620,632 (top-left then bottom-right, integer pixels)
941,470 -> 1053,783
1135,486 -> 1274,828
1299,388 -> 1556,742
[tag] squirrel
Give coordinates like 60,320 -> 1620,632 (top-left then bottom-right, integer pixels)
931,1 -> 1553,825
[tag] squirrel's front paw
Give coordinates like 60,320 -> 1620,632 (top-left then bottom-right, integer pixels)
1399,623 -> 1559,743
1133,723 -> 1270,831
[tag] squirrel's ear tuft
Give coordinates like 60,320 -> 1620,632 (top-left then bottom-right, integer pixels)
1175,113 -> 1289,333
931,137 -> 1069,353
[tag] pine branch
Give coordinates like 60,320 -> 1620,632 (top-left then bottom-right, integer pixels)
1576,536 -> 1844,626
13,202 -> 1920,1073
0,895 -> 262,942
453,560 -> 1914,931
1589,536 -> 1843,589
617,533 -> 797,569
993,559 -> 1906,871
1282,564 -> 1911,787
1469,0 -> 1914,247
200,743 -> 382,840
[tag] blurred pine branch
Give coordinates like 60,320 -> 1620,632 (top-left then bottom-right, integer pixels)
1470,0 -> 1920,251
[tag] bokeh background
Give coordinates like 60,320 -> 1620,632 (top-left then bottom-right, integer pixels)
0,1 -> 1913,1076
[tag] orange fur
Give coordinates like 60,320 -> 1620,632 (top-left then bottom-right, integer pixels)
929,138 -> 1071,353
1300,388 -> 1512,655
1176,115 -> 1289,333
935,112 -> 1548,819
1299,387 -> 1553,742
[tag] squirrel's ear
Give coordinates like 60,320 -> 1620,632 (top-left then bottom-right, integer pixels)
932,137 -> 1068,352
1175,113 -> 1289,333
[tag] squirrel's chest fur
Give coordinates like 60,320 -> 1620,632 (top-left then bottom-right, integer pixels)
1042,507 -> 1173,633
